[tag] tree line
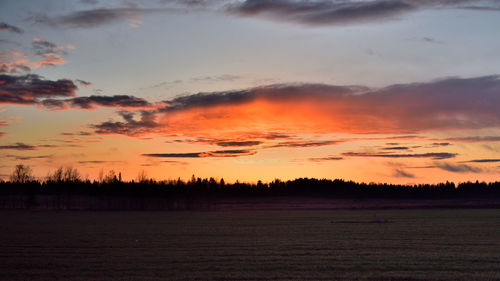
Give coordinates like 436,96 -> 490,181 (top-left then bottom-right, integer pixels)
1,164 -> 500,210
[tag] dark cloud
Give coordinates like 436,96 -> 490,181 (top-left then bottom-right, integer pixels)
432,142 -> 451,146
226,0 -> 496,26
142,149 -> 255,158
442,136 -> 500,142
342,152 -> 457,160
216,141 -> 263,147
459,159 -> 500,163
32,38 -> 64,57
33,7 -> 177,28
41,95 -> 152,110
393,168 -> 415,178
5,154 -> 51,160
164,83 -> 361,111
60,131 -> 93,136
0,142 -> 36,150
143,152 -> 203,158
69,95 -> 151,109
0,74 -> 77,105
191,74 -> 242,82
78,160 -> 109,164
421,36 -> 442,44
433,162 -> 483,173
226,0 -> 414,26
382,146 -> 410,150
308,156 -> 344,162
0,22 -> 23,34
80,0 -> 99,4
76,79 -> 92,87
92,75 -> 500,137
92,111 -> 158,136
269,140 -> 340,148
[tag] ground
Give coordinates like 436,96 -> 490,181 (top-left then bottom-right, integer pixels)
0,209 -> 499,280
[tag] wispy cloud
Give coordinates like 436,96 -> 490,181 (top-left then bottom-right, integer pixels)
459,159 -> 500,163
268,140 -> 340,148
143,149 -> 256,158
393,168 -> 415,178
433,162 -> 484,173
342,152 -> 457,160
308,156 -> 344,162
5,154 -> 52,160
0,142 -> 36,150
226,0 -> 500,26
33,7 -> 179,28
0,22 -> 23,34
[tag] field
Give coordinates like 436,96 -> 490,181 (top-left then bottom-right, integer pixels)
0,209 -> 499,280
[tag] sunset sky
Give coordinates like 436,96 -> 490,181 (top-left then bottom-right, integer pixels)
1,0 -> 500,183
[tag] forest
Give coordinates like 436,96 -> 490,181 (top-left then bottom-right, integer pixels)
1,164 -> 500,210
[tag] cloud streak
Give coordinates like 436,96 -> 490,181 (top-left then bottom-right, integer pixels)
226,0 -> 499,26
143,149 -> 256,158
0,22 -> 23,34
34,7 -> 179,28
342,152 -> 457,160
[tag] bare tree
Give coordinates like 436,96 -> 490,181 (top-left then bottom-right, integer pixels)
10,164 -> 33,183
136,170 -> 148,183
63,167 -> 80,182
104,170 -> 117,183
46,167 -> 63,182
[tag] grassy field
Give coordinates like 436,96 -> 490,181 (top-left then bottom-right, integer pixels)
0,209 -> 499,280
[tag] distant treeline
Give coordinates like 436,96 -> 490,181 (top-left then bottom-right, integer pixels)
1,164 -> 500,210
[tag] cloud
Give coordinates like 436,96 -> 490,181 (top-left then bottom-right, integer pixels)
0,22 -> 23,34
0,39 -> 71,74
143,149 -> 256,158
91,75 -> 500,140
76,79 -> 92,87
69,95 -> 152,109
216,140 -> 263,147
0,142 -> 36,150
92,111 -> 158,136
268,140 -> 340,148
0,74 -> 77,105
342,152 -> 457,160
60,131 -> 93,136
225,0 -> 499,26
226,0 -> 414,26
442,136 -> 500,142
308,156 -> 344,162
40,95 -> 153,111
191,74 -> 242,82
34,7 -> 178,28
459,159 -> 500,163
382,146 -> 410,150
5,154 -> 51,160
393,168 -> 415,178
78,160 -> 115,164
433,162 -> 483,173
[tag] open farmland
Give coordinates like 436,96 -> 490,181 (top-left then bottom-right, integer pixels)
1,209 -> 499,280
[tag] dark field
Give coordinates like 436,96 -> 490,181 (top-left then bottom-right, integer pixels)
1,209 -> 499,281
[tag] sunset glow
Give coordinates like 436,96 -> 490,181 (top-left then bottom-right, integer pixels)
2,0 -> 500,184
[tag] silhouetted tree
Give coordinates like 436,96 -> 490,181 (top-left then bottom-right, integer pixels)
10,164 -> 33,183
137,170 -> 148,183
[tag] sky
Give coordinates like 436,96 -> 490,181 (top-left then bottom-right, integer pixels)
1,0 -> 500,183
